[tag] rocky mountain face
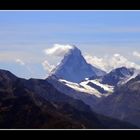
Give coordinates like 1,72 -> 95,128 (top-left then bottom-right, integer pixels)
46,45 -> 140,128
0,69 -> 136,129
51,46 -> 106,83
94,74 -> 140,127
48,67 -> 135,112
101,67 -> 135,86
48,65 -> 140,128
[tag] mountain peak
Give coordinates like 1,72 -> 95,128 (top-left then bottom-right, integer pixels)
51,45 -> 106,83
62,45 -> 81,59
67,45 -> 81,54
59,45 -> 82,67
0,69 -> 17,80
101,67 -> 135,86
111,67 -> 134,76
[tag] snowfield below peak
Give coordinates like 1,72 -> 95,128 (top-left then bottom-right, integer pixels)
59,79 -> 113,98
80,79 -> 114,93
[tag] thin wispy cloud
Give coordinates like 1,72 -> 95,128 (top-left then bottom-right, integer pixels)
16,59 -> 25,65
1,23 -> 140,42
15,58 -> 33,74
0,51 -> 44,64
42,60 -> 55,73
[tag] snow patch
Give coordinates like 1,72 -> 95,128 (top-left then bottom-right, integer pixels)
59,79 -> 113,98
80,80 -> 114,93
59,79 -> 102,98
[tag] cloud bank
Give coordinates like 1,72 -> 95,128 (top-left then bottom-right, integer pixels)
85,53 -> 140,72
44,44 -> 140,74
84,55 -> 108,71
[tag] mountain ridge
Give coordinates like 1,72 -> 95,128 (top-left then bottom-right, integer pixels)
0,69 -> 137,129
101,67 -> 135,86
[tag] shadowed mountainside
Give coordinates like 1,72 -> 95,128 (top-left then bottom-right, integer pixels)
0,69 -> 137,129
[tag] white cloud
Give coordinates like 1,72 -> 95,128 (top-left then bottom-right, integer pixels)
85,53 -> 140,72
84,54 -> 107,71
15,58 -> 34,75
44,44 -> 74,57
42,60 -> 55,73
109,53 -> 140,70
133,51 -> 140,58
15,59 -> 25,65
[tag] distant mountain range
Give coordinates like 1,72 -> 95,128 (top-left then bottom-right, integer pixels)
48,46 -> 140,128
0,45 -> 140,129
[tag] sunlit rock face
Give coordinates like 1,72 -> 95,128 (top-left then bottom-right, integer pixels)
51,45 -> 106,83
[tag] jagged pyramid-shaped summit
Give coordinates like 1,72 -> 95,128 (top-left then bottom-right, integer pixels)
51,45 -> 106,83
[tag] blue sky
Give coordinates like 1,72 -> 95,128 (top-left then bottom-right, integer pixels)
1,10 -> 140,79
